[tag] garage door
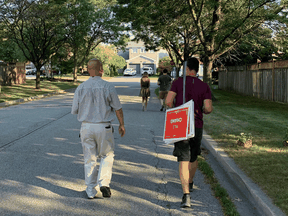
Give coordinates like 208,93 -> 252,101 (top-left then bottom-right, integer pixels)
129,64 -> 141,74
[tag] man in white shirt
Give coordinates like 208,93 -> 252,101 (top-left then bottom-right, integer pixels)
71,58 -> 125,199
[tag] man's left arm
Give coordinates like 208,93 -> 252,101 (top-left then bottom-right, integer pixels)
157,77 -> 160,85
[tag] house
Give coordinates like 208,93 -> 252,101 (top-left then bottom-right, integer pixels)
118,41 -> 169,74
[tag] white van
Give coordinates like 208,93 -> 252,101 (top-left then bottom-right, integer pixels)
25,65 -> 36,75
141,67 -> 154,75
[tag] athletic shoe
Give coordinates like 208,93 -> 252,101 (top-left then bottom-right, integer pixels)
100,186 -> 111,198
181,193 -> 191,208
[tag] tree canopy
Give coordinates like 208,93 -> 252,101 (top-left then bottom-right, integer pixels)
90,44 -> 126,77
0,0 -> 129,88
115,0 -> 288,84
65,0 -> 129,81
0,0 -> 71,88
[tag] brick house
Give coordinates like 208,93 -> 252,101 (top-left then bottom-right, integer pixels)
118,41 -> 169,74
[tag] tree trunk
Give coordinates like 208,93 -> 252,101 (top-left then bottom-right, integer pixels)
202,55 -> 217,101
73,66 -> 78,82
202,56 -> 213,85
73,49 -> 78,82
35,70 -> 41,89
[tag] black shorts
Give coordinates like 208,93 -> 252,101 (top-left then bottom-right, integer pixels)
172,128 -> 203,162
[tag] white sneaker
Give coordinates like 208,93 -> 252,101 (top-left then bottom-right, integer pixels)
86,187 -> 97,199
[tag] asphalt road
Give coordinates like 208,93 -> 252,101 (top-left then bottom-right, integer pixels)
0,77 -> 229,215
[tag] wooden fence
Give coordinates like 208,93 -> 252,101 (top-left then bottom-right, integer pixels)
218,60 -> 288,103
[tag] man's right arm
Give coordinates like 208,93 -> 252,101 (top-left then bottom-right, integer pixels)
165,91 -> 176,108
71,89 -> 79,114
115,108 -> 125,137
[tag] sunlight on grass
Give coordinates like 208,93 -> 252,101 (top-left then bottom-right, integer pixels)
0,80 -> 81,103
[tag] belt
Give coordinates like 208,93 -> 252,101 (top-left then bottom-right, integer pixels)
82,121 -> 111,125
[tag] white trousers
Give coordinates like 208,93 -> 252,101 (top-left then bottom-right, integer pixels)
80,122 -> 115,197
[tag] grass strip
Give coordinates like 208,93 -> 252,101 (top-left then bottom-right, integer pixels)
198,155 -> 240,216
204,87 -> 288,214
0,79 -> 81,103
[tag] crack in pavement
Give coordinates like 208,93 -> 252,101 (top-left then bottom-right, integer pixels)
151,129 -> 172,216
0,111 -> 71,152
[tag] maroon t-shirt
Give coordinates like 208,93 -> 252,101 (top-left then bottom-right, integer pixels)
170,76 -> 212,128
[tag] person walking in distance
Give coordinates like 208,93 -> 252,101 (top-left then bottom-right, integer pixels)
165,57 -> 213,208
157,68 -> 172,111
140,71 -> 150,111
71,58 -> 125,199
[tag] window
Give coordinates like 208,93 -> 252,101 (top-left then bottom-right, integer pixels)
132,48 -> 138,53
140,48 -> 146,53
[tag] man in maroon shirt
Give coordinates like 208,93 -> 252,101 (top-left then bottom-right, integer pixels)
165,57 -> 213,208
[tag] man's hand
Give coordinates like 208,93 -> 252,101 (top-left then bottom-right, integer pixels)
118,125 -> 125,137
115,108 -> 125,137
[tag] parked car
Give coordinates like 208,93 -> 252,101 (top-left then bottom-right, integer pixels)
123,68 -> 136,76
25,66 -> 36,75
82,70 -> 89,76
141,67 -> 154,76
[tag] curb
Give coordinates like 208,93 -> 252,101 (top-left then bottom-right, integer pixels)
0,88 -> 76,107
202,131 -> 286,216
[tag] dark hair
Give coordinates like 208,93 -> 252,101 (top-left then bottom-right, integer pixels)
163,69 -> 168,74
187,57 -> 199,72
143,72 -> 148,77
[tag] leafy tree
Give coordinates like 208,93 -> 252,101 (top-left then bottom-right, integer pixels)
51,46 -> 74,75
215,27 -> 278,66
271,10 -> 288,60
0,23 -> 26,63
0,38 -> 26,63
90,44 -> 126,77
0,0 -> 70,89
115,0 -> 286,85
157,56 -> 174,75
186,0 -> 286,84
66,0 -> 129,82
109,55 -> 126,76
114,0 -> 200,78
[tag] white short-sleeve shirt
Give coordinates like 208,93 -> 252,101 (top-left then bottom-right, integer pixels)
71,76 -> 122,123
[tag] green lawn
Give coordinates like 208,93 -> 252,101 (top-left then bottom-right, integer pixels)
0,79 -> 81,103
204,87 -> 288,214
